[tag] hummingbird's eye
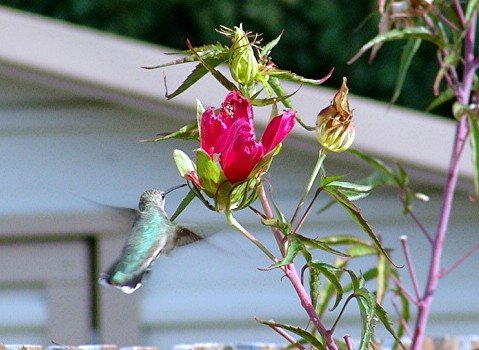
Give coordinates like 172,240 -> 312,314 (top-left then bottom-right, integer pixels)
161,192 -> 166,199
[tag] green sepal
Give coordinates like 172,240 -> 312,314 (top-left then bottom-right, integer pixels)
196,149 -> 227,197
173,149 -> 196,178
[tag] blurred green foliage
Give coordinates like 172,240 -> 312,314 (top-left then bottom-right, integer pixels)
0,0 -> 446,116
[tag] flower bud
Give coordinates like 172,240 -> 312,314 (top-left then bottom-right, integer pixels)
229,24 -> 259,86
316,77 -> 355,152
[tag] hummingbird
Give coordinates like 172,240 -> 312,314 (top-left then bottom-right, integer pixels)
99,184 -> 202,294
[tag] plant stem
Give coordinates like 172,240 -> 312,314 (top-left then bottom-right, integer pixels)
291,148 -> 327,225
225,211 -> 277,263
400,236 -> 422,300
258,188 -> 338,350
440,240 -> 479,278
411,11 -> 476,349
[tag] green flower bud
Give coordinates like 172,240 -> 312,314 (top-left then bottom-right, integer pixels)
229,24 -> 259,86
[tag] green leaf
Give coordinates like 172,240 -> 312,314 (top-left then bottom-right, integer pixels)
309,263 -> 321,309
326,181 -> 374,201
349,149 -> 398,184
376,303 -> 404,349
343,268 -> 378,294
309,261 -> 344,311
268,68 -> 333,85
325,187 -> 396,266
142,44 -> 229,69
316,259 -> 347,317
348,27 -> 440,64
318,235 -> 377,257
467,114 -> 479,199
392,280 -> 410,350
426,87 -> 455,112
269,76 -> 293,108
265,235 -> 303,269
185,40 -> 237,94
141,121 -> 199,142
261,32 -> 283,59
296,233 -> 350,257
166,60 -> 226,99
391,38 -> 422,104
170,189 -> 196,222
256,319 -> 326,350
466,0 -> 479,23
355,288 -> 377,350
376,253 -> 391,305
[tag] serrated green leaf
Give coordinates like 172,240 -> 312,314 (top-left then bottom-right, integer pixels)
185,40 -> 237,94
143,44 -> 229,69
348,244 -> 379,257
265,235 -> 303,269
296,233 -> 349,257
349,149 -> 398,184
309,261 -> 344,311
392,280 -> 410,350
396,163 -> 409,188
141,121 -> 199,142
166,60 -> 225,99
319,234 -> 372,247
376,253 -> 391,305
466,0 -> 479,23
467,114 -> 479,199
343,268 -> 378,294
309,263 -> 321,309
317,259 -> 347,317
268,68 -> 333,85
345,269 -> 362,291
348,27 -> 440,64
250,89 -> 298,107
391,38 -> 422,104
376,303 -> 404,348
325,187 -> 396,266
355,288 -> 377,350
321,175 -> 346,187
170,189 -> 196,222
257,319 -> 326,350
426,87 -> 455,111
261,32 -> 283,58
261,217 -> 292,234
327,181 -> 374,201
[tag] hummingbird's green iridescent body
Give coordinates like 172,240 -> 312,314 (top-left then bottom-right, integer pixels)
100,185 -> 201,294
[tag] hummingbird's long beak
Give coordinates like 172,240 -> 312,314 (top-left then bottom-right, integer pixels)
164,183 -> 187,195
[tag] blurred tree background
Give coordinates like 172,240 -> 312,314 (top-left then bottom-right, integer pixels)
0,0 -> 447,117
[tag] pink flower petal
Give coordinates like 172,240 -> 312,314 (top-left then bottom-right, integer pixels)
219,119 -> 264,183
261,109 -> 296,153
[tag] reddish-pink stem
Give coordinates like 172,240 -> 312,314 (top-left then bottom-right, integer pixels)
400,236 -> 422,300
440,240 -> 479,278
344,335 -> 355,350
259,187 -> 338,350
411,11 -> 476,349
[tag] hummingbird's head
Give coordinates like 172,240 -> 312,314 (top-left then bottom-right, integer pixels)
139,189 -> 166,210
138,184 -> 187,211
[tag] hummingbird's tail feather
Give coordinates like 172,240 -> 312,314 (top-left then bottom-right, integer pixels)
99,264 -> 148,294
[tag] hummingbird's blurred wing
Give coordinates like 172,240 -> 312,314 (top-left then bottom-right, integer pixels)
174,226 -> 203,247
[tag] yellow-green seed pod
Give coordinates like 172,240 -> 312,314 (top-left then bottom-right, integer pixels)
316,77 -> 355,152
